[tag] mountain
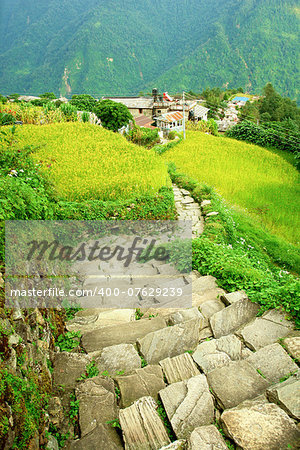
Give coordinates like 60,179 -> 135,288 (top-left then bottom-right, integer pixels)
0,0 -> 299,101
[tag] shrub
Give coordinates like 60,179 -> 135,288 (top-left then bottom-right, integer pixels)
94,99 -> 132,132
226,120 -> 300,154
127,125 -> 160,148
0,95 -> 7,104
0,112 -> 15,125
40,92 -> 56,99
168,130 -> 177,140
187,119 -> 219,136
59,103 -> 77,121
81,111 -> 90,123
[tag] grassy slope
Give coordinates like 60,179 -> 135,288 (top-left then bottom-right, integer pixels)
163,131 -> 300,244
16,123 -> 171,201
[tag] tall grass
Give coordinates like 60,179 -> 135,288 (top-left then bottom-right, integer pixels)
163,131 -> 300,244
16,123 -> 171,201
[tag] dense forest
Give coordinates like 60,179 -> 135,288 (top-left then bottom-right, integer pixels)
0,0 -> 299,101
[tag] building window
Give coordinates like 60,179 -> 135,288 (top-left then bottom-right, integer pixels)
139,108 -> 143,114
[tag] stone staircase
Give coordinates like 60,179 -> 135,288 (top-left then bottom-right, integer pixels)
49,186 -> 300,450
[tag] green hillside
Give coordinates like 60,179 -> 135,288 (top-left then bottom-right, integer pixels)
0,0 -> 299,101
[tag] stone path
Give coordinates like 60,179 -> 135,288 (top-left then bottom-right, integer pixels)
172,184 -> 204,237
49,186 -> 299,450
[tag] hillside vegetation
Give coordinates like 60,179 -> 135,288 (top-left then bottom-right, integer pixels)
0,0 -> 299,101
163,132 -> 300,244
16,123 -> 170,201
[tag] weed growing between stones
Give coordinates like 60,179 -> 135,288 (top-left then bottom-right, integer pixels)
56,331 -> 81,352
156,398 -> 176,441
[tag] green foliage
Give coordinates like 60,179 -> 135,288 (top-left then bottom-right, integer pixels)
135,308 -> 144,320
40,92 -> 56,99
156,399 -> 176,441
55,331 -> 81,352
48,424 -> 69,448
68,393 -> 79,424
59,103 -> 77,121
168,130 -> 177,140
0,112 -> 15,125
77,361 -> 99,381
70,94 -> 97,112
259,83 -> 300,126
186,119 -> 219,136
94,100 -> 132,132
0,95 -> 7,104
106,419 -> 121,429
0,367 -> 48,448
81,111 -> 90,123
226,120 -> 300,155
127,125 -> 160,148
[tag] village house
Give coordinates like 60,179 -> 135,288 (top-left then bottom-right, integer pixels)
102,97 -> 154,118
155,111 -> 184,135
231,96 -> 250,107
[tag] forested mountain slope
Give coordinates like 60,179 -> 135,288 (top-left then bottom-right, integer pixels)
0,0 -> 299,100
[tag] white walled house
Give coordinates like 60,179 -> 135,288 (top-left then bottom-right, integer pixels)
155,111 -> 183,135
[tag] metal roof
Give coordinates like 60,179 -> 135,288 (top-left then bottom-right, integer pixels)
157,111 -> 183,123
135,115 -> 156,128
193,104 -> 210,116
232,96 -> 250,102
103,97 -> 154,109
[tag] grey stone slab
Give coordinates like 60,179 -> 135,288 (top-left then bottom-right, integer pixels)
221,398 -> 300,450
76,376 -> 119,438
210,298 -> 259,338
283,336 -> 300,360
138,319 -> 204,364
193,288 -> 225,308
192,276 -> 218,294
67,309 -> 135,333
82,316 -> 166,353
159,353 -> 200,384
167,307 -> 204,325
192,335 -> 242,374
238,317 -> 293,351
266,371 -> 300,420
159,375 -> 214,439
93,343 -> 141,375
188,425 -> 228,450
69,425 -> 123,449
206,360 -> 269,409
220,290 -> 248,306
119,396 -> 171,450
115,365 -> 166,408
247,343 -> 298,383
53,352 -> 91,389
199,299 -> 225,319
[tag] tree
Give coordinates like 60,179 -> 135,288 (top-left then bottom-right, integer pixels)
40,92 -> 56,99
70,94 -> 97,112
94,100 -> 132,132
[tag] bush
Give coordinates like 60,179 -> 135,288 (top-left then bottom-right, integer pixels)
0,112 -> 15,125
30,98 -> 51,107
81,111 -> 90,123
94,100 -> 132,132
226,120 -> 300,154
70,94 -> 97,112
127,125 -> 160,148
59,103 -> 77,121
187,119 -> 219,136
0,95 -> 7,104
40,92 -> 56,99
168,130 -> 177,140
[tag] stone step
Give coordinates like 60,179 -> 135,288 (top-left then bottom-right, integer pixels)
119,396 -> 171,450
266,370 -> 300,420
82,316 -> 167,353
209,296 -> 259,338
137,318 -> 206,364
189,425 -> 228,450
75,376 -> 119,438
159,353 -> 200,384
159,374 -> 215,439
115,365 -> 166,408
67,309 -> 136,333
206,360 -> 270,409
237,310 -> 294,351
221,397 -> 300,450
